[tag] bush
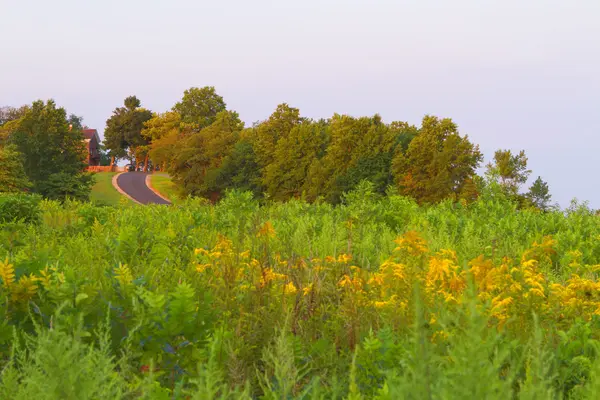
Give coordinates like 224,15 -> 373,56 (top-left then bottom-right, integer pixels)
36,172 -> 95,202
0,192 -> 41,223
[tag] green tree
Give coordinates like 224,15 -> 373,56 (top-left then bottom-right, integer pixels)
486,149 -> 531,196
263,120 -> 329,201
104,96 -> 153,169
171,110 -> 244,200
173,87 -> 227,129
392,115 -> 483,203
527,176 -> 554,211
141,111 -> 182,171
7,100 -> 93,200
0,105 -> 28,126
306,114 -> 413,203
253,103 -> 303,173
217,133 -> 263,198
0,145 -> 31,192
335,118 -> 418,199
304,114 -> 366,202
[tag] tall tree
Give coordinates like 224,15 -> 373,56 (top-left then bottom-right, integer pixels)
172,87 -> 227,130
392,115 -> 483,204
7,100 -> 93,200
486,149 -> 531,196
141,111 -> 182,171
253,103 -> 303,172
264,120 -> 329,201
0,105 -> 28,127
336,117 -> 418,198
527,176 -> 554,211
217,132 -> 263,198
0,145 -> 31,192
104,96 -> 152,170
306,114 -> 412,203
171,110 -> 244,200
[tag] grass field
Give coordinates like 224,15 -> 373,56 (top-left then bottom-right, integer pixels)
150,173 -> 181,203
89,172 -> 126,206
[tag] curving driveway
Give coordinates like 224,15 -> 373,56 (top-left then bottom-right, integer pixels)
116,173 -> 171,205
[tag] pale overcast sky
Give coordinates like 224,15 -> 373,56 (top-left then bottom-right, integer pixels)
1,0 -> 599,207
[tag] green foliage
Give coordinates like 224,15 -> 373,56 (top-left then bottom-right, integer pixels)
392,115 -> 483,204
0,105 -> 28,127
36,172 -> 95,202
486,149 -> 531,197
173,86 -> 227,129
264,120 -> 329,201
141,111 -> 182,170
0,308 -> 128,399
527,176 -> 554,211
0,145 -> 31,192
6,100 -> 90,200
253,103 -> 303,172
104,96 -> 153,162
217,137 -> 263,198
2,186 -> 597,398
0,193 -> 41,223
171,111 -> 244,199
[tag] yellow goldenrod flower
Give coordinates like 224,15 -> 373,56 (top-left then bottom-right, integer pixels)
284,282 -> 297,295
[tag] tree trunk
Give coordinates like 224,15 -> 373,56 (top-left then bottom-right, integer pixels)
143,154 -> 149,172
110,156 -> 115,172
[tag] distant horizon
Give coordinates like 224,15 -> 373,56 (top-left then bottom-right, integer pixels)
2,0 -> 599,208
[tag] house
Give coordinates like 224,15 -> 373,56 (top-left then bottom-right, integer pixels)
82,128 -> 101,166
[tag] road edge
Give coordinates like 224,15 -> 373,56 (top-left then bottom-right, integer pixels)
112,173 -> 142,205
145,174 -> 172,204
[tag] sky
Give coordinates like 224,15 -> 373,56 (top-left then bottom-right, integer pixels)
1,0 -> 599,208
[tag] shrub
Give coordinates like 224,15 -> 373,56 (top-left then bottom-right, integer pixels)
0,192 -> 41,223
36,172 -> 95,202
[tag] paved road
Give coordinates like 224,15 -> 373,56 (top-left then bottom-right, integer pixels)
116,172 -> 171,205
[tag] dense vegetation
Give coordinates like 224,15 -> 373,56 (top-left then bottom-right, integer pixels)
0,89 -> 590,398
2,88 -> 553,210
1,185 -> 600,398
0,102 -> 94,201
96,87 -> 551,209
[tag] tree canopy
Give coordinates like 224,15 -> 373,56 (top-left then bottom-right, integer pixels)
104,96 -> 153,166
4,100 -> 93,200
2,90 -> 552,208
0,145 -> 31,192
172,87 -> 227,130
392,115 -> 483,203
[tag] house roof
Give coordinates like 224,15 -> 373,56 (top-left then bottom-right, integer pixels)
82,129 -> 100,143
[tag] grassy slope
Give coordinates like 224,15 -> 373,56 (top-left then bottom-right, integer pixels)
150,174 -> 180,203
89,172 -> 126,206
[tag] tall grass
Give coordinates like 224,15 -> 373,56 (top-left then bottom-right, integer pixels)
0,186 -> 600,398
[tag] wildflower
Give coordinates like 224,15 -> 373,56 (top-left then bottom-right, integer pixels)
302,283 -> 313,296
338,254 -> 352,264
196,263 -> 211,273
194,248 -> 209,256
11,275 -> 38,302
284,282 -> 297,295
338,275 -> 352,288
257,221 -> 276,238
394,231 -> 428,256
239,250 -> 251,259
0,258 -> 15,289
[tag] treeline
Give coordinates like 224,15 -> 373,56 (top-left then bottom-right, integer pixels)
104,87 -> 553,209
1,88 -> 554,209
